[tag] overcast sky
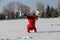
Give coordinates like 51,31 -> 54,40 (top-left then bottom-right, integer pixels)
0,0 -> 59,10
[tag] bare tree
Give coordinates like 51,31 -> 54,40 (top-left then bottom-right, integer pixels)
3,2 -> 30,19
57,1 -> 60,12
36,2 -> 45,17
36,2 -> 45,12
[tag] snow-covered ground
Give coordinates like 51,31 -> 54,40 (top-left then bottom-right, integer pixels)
0,18 -> 60,40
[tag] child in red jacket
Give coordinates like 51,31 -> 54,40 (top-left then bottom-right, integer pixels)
24,13 -> 38,33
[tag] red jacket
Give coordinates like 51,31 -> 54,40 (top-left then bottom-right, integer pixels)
27,16 -> 37,27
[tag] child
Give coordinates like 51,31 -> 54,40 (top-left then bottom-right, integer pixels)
24,13 -> 38,33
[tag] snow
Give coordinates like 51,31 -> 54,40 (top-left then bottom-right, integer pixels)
0,18 -> 60,40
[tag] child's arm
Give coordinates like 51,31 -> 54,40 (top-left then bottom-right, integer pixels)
34,16 -> 38,21
35,15 -> 38,20
24,14 -> 28,17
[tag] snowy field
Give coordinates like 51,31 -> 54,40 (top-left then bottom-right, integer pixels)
0,18 -> 60,40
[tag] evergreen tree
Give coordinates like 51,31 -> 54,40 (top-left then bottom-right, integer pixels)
46,4 -> 51,17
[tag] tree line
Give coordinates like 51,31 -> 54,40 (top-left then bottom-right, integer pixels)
0,1 -> 60,20
36,2 -> 60,18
